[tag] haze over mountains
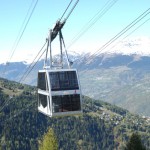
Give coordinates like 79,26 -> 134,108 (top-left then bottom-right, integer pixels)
0,37 -> 150,116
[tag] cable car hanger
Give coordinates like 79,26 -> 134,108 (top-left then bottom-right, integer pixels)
44,0 -> 79,70
44,22 -> 71,70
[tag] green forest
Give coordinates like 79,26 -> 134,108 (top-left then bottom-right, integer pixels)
0,78 -> 149,150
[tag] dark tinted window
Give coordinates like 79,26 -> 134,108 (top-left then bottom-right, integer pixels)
49,72 -> 60,90
62,95 -> 72,111
52,96 -> 62,112
52,94 -> 81,112
72,95 -> 81,111
49,71 -> 79,91
38,94 -> 47,108
59,72 -> 69,89
38,72 -> 46,91
68,71 -> 78,89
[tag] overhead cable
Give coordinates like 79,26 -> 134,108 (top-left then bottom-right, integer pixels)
9,0 -> 36,62
3,101 -> 36,124
67,0 -> 118,49
9,0 -> 39,63
94,8 -> 150,57
1,0 -> 39,77
19,0 -> 80,83
77,7 -> 150,72
19,43 -> 47,83
60,0 -> 73,21
0,0 -> 80,118
106,17 -> 150,54
18,41 -> 47,83
65,0 -> 79,21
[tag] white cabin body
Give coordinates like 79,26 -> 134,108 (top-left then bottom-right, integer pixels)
37,69 -> 82,117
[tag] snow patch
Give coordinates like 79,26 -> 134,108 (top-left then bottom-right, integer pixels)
106,36 -> 150,56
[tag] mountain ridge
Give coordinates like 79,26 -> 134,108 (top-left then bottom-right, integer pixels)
0,52 -> 150,116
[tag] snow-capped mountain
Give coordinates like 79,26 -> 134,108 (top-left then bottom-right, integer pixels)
99,36 -> 150,56
0,37 -> 150,79
1,36 -> 150,65
1,50 -> 150,84
1,42 -> 150,116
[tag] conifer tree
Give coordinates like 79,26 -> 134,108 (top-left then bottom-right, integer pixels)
39,128 -> 58,150
125,132 -> 146,150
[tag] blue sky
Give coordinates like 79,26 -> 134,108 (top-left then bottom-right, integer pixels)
0,0 -> 150,62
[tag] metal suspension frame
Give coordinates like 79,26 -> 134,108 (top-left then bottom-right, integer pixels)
43,0 -> 80,70
44,21 -> 71,70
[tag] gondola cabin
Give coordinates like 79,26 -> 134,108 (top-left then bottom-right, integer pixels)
37,69 -> 82,117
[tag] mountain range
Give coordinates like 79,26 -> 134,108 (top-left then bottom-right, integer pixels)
0,37 -> 150,116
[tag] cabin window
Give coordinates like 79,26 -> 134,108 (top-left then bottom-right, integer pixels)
52,95 -> 62,112
49,72 -> 60,90
72,95 -> 81,111
38,72 -> 47,91
49,71 -> 79,91
52,94 -> 81,112
62,95 -> 72,111
59,72 -> 69,89
68,71 -> 78,89
38,94 -> 47,108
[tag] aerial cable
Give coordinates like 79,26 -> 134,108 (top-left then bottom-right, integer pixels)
0,42 -> 46,114
8,0 -> 36,63
60,0 -> 73,21
106,17 -> 150,55
67,0 -> 118,49
0,98 -> 12,113
93,8 -> 150,57
19,43 -> 46,83
121,17 -> 150,41
77,7 -> 150,72
18,41 -> 47,83
9,0 -> 39,63
89,8 -> 150,57
1,0 -> 36,77
0,94 -> 24,113
78,7 -> 150,67
20,47 -> 46,83
7,5 -> 149,119
2,101 -> 36,124
65,0 -> 79,21
18,0 -> 80,83
77,7 -> 150,80
1,0 -> 80,118
1,0 -> 39,78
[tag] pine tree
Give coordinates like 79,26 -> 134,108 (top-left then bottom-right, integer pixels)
39,128 -> 58,150
125,132 -> 146,150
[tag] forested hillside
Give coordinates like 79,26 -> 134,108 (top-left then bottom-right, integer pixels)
0,78 -> 149,150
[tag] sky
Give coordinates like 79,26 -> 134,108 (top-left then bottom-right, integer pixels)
0,0 -> 150,63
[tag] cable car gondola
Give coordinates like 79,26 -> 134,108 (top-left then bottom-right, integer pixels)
38,69 -> 82,117
37,20 -> 82,117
